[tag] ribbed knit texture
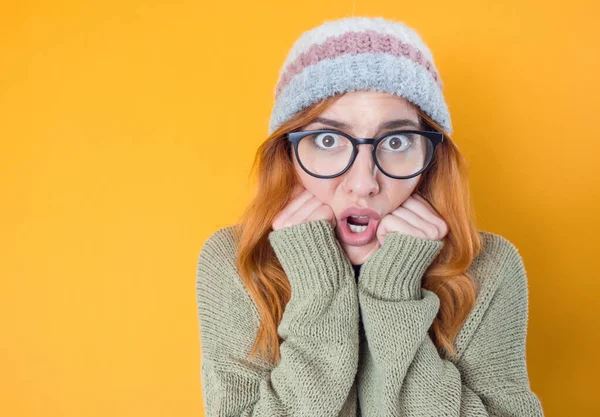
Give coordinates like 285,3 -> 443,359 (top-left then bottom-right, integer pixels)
196,219 -> 545,416
268,17 -> 453,136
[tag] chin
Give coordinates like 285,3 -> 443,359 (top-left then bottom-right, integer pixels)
339,239 -> 378,265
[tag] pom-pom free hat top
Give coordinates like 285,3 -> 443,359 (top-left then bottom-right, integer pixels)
268,16 -> 452,136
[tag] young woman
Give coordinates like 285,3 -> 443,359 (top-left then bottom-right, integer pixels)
196,16 -> 545,416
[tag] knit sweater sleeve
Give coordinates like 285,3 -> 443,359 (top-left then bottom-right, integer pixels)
196,219 -> 359,416
356,232 -> 545,416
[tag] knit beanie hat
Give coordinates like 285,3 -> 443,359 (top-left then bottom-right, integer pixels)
268,16 -> 452,136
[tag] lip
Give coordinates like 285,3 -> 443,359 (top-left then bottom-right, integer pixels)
336,206 -> 381,246
339,206 -> 382,221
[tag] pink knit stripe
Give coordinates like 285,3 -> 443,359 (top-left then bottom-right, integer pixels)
275,30 -> 442,98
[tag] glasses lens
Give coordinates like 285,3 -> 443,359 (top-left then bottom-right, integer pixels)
375,132 -> 433,177
297,132 -> 353,176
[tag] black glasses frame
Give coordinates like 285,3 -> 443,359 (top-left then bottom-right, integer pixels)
287,128 -> 444,179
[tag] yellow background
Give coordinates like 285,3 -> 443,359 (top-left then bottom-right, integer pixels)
2,1 -> 598,416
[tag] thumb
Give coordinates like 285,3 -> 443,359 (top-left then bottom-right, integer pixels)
376,220 -> 388,246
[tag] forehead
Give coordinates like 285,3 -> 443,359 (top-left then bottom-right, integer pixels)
320,91 -> 418,121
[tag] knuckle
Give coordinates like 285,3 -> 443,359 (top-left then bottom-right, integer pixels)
423,223 -> 438,239
440,221 -> 449,236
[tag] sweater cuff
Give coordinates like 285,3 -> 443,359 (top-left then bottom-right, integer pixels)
268,219 -> 354,297
358,232 -> 444,301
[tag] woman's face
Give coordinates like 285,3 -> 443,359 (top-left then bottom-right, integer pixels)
293,90 -> 423,264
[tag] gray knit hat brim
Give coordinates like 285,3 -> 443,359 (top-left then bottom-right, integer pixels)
268,52 -> 452,135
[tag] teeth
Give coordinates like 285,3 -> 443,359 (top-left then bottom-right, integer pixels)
348,224 -> 367,233
350,215 -> 369,220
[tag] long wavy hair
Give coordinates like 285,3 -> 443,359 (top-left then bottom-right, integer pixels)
233,93 -> 482,365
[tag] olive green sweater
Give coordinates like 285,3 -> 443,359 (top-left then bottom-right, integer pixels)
195,219 -> 544,416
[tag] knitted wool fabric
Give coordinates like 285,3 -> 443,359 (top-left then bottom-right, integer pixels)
268,16 -> 453,136
196,220 -> 546,415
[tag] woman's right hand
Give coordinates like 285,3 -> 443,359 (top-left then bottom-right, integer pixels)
272,186 -> 337,231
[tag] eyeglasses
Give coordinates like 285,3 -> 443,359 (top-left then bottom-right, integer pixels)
286,128 -> 444,179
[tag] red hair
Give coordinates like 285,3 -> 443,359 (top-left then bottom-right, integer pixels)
234,94 -> 481,364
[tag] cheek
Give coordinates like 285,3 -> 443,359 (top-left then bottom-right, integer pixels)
384,176 -> 420,205
294,159 -> 338,204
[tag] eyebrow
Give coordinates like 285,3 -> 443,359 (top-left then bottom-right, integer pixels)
310,116 -> 421,131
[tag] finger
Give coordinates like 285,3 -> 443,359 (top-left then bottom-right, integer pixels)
308,204 -> 337,228
379,213 -> 429,241
272,190 -> 313,228
285,197 -> 323,227
407,194 -> 449,237
412,193 -> 438,213
401,194 -> 447,232
392,206 -> 440,239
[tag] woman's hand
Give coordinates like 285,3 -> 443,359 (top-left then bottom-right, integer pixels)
376,193 -> 449,245
272,186 -> 337,231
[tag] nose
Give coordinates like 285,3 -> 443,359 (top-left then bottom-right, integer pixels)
341,145 -> 380,197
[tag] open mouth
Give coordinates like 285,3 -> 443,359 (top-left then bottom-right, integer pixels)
346,215 -> 370,233
337,208 -> 381,246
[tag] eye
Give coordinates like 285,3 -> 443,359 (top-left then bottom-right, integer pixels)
379,134 -> 412,152
312,132 -> 345,150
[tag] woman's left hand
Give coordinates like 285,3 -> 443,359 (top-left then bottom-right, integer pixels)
376,193 -> 449,245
